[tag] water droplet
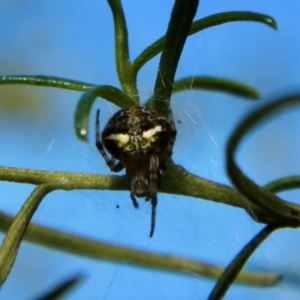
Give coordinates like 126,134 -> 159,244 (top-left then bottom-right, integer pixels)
80,129 -> 87,137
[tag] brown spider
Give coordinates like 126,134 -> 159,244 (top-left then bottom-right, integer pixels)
96,104 -> 176,237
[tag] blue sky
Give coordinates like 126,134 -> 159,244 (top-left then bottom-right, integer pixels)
1,1 -> 300,299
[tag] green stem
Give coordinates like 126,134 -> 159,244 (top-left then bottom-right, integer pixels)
133,11 -> 277,77
152,0 -> 199,114
226,94 -> 300,226
0,75 -> 95,91
107,0 -> 139,102
0,183 -> 56,286
0,210 -> 282,287
208,224 -> 281,300
0,164 -> 251,209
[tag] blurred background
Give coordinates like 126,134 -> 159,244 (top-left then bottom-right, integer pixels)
0,0 -> 300,299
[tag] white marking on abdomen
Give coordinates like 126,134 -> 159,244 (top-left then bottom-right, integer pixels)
142,125 -> 162,139
106,133 -> 130,144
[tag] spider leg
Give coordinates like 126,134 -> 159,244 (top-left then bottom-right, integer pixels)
96,109 -> 124,172
149,155 -> 159,237
130,192 -> 139,209
149,203 -> 157,238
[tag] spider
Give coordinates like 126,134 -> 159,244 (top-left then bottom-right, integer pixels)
96,104 -> 176,237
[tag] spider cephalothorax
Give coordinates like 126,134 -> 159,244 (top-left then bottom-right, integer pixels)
96,105 -> 176,237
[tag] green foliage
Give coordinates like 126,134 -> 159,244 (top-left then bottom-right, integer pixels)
0,0 -> 298,299
32,274 -> 84,300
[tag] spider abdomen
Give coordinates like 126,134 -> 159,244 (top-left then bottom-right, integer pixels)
102,106 -> 172,162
